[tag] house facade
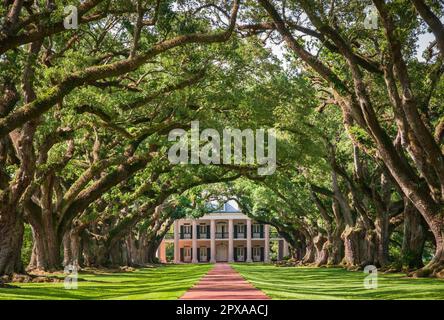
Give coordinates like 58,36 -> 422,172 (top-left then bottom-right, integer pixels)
158,202 -> 289,263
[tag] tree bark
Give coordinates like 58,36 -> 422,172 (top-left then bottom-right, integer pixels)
26,211 -> 61,271
327,229 -> 344,265
0,209 -> 24,275
401,199 -> 426,269
418,215 -> 444,277
28,226 -> 61,271
62,228 -> 82,269
375,214 -> 390,267
341,223 -> 377,269
313,234 -> 328,266
146,237 -> 163,264
302,231 -> 316,264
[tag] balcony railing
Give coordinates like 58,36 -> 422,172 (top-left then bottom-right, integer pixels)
171,224 -> 277,240
252,232 -> 264,239
197,233 -> 210,239
234,232 -> 247,239
215,232 -> 229,239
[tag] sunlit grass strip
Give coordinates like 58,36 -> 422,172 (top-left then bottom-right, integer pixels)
231,263 -> 444,300
0,264 -> 212,300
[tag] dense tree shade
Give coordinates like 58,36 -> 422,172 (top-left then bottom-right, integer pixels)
0,0 -> 444,282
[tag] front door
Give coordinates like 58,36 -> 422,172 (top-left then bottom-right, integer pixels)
216,244 -> 228,262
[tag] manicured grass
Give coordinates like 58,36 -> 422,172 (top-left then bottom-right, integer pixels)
0,264 -> 212,300
231,263 -> 444,300
3,263 -> 443,300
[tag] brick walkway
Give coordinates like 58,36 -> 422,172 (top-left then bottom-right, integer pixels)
180,263 -> 270,300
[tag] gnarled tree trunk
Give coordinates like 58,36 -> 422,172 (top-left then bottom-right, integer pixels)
313,233 -> 328,266
63,228 -> 83,269
375,214 -> 390,267
419,215 -> 444,277
302,233 -> 316,264
327,231 -> 344,265
27,217 -> 61,271
341,223 -> 377,269
0,209 -> 24,275
401,200 -> 426,269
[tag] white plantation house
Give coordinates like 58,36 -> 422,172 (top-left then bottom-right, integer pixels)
158,201 -> 289,263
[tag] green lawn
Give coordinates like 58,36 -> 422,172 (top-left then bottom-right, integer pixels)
231,263 -> 444,300
2,263 -> 443,300
0,264 -> 212,300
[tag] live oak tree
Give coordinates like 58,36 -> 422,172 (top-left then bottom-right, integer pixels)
250,0 -> 444,276
0,0 -> 242,274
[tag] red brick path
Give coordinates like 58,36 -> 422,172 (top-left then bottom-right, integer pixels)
180,263 -> 270,300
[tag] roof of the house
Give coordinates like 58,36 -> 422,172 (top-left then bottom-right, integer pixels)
209,201 -> 241,213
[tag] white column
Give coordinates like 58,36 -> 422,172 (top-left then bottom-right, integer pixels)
246,219 -> 252,262
159,240 -> 166,263
264,224 -> 270,263
192,220 -> 198,263
210,219 -> 216,263
228,219 -> 234,262
174,220 -> 180,263
283,239 -> 289,257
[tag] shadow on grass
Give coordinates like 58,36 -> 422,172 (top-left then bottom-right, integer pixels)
0,264 -> 213,300
231,263 -> 444,300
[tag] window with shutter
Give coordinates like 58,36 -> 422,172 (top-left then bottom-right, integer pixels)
199,247 -> 207,262
184,247 -> 192,262
252,224 -> 261,238
236,247 -> 245,261
183,225 -> 192,239
237,224 -> 245,239
253,247 -> 261,261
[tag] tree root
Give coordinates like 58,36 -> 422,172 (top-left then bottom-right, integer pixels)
409,262 -> 444,278
1,272 -> 65,284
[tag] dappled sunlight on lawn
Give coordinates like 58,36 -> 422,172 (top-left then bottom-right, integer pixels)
231,264 -> 444,300
0,264 -> 212,300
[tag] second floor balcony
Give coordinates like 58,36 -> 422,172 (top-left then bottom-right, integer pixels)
176,223 -> 268,240
197,231 -> 210,239
234,231 -> 247,239
215,232 -> 229,239
180,232 -> 192,239
179,232 -> 211,239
